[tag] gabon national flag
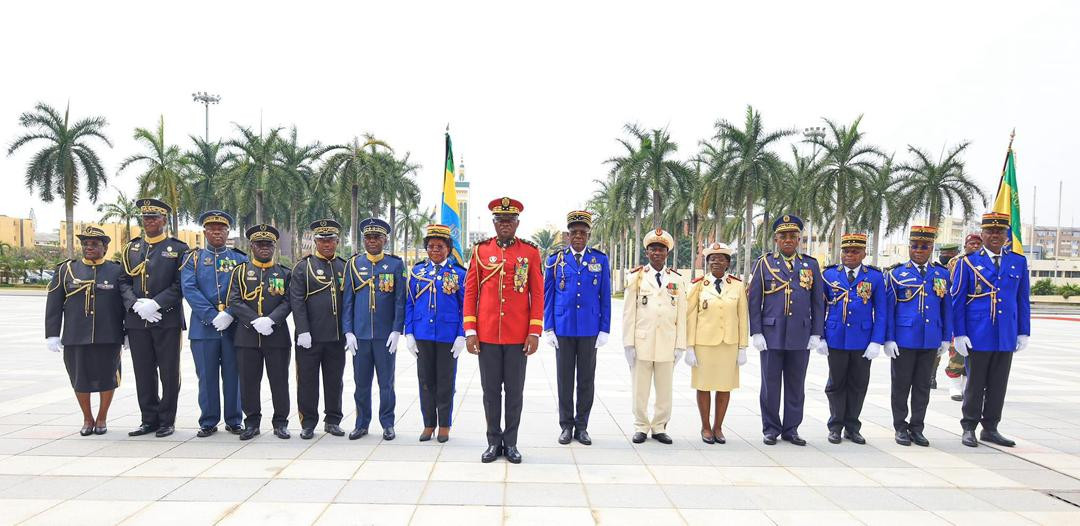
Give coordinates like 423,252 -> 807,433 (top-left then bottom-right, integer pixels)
440,130 -> 464,265
991,131 -> 1023,255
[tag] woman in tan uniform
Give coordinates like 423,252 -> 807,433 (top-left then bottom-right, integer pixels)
685,242 -> 748,443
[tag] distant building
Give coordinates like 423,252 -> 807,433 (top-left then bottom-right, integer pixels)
60,222 -> 204,259
455,159 -> 470,245
1024,225 -> 1080,259
0,215 -> 35,250
1029,259 -> 1080,286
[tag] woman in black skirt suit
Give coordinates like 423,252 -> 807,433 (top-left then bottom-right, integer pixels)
45,226 -> 126,435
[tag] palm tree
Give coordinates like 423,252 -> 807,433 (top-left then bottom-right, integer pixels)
894,142 -> 986,229
849,155 -> 904,266
223,125 -> 286,224
96,187 -> 140,244
622,125 -> 693,229
604,126 -> 651,267
119,116 -> 187,232
712,106 -> 793,276
770,146 -> 827,255
275,126 -> 328,259
183,136 -> 234,216
394,202 -> 436,264
7,102 -> 112,258
382,152 -> 421,254
530,228 -> 562,257
696,139 -> 736,246
805,116 -> 883,261
320,134 -> 393,249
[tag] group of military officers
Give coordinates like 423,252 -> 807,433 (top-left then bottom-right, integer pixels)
45,195 -> 1030,458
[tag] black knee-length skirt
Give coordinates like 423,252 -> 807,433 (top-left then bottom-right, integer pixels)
63,344 -> 122,392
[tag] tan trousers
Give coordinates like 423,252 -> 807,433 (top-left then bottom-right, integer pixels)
632,359 -> 674,434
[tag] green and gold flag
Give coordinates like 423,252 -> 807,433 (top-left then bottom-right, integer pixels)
991,132 -> 1023,254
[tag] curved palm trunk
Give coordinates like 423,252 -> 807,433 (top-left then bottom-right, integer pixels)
832,178 -> 846,264
652,188 -> 663,229
64,168 -> 75,258
255,189 -> 265,225
742,192 -> 753,280
389,199 -> 397,254
350,184 -> 360,252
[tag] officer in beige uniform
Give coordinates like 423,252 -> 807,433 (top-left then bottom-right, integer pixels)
685,242 -> 748,444
623,228 -> 687,445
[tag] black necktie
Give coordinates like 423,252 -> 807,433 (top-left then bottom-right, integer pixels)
847,269 -> 855,283
715,279 -> 723,295
574,253 -> 583,266
993,255 -> 1000,270
655,272 -> 662,287
918,265 -> 925,277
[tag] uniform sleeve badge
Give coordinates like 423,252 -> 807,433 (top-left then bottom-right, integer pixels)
856,281 -> 872,303
799,268 -> 814,290
933,278 -> 947,298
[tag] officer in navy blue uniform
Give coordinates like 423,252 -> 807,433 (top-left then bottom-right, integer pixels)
119,198 -> 190,438
543,210 -> 611,446
290,219 -> 348,440
343,218 -> 406,441
181,210 -> 247,437
748,214 -> 825,446
884,225 -> 952,447
403,224 -> 467,442
821,233 -> 886,445
951,212 -> 1031,448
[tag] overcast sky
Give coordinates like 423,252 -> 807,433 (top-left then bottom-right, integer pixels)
2,0 -> 1077,241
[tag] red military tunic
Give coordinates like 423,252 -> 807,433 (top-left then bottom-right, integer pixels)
463,237 -> 544,344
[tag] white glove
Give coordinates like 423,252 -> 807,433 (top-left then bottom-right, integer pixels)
684,347 -> 698,367
954,335 -> 971,357
345,332 -> 358,356
134,298 -> 162,321
404,334 -> 418,357
123,336 -> 129,350
296,332 -> 312,349
451,336 -> 466,358
863,342 -> 882,360
133,298 -> 150,311
751,333 -> 768,351
674,348 -> 685,365
146,311 -> 163,323
386,331 -> 401,354
212,310 -> 234,331
884,341 -> 899,359
624,346 -> 636,369
808,335 -> 823,352
596,332 -> 609,348
46,336 -> 63,353
251,317 -> 275,336
937,341 -> 951,356
737,347 -> 747,366
1016,335 -> 1029,352
543,330 -> 558,350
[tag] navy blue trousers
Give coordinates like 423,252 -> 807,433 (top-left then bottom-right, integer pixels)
759,348 -> 810,438
352,338 -> 396,430
190,337 -> 242,429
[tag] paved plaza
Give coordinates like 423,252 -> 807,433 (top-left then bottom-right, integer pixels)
2,291 -> 1079,525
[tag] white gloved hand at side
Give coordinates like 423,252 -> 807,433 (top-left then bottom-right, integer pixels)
46,336 -> 63,353
386,331 -> 401,354
596,331 -> 609,349
938,341 -> 951,356
624,346 -> 636,369
884,341 -> 899,359
737,347 -> 747,366
674,348 -> 685,365
751,333 -> 768,351
684,347 -> 698,367
296,332 -> 312,349
863,342 -> 883,360
344,332 -> 358,356
810,335 -> 828,356
251,317 -> 275,336
954,336 -> 971,357
451,336 -> 466,358
1016,335 -> 1029,352
542,330 -> 558,350
212,310 -> 234,331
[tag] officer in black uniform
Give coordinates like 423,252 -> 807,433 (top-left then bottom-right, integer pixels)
290,219 -> 348,440
119,198 -> 190,438
46,226 -> 126,436
228,224 -> 293,440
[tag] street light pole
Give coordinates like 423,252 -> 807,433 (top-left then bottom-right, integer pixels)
191,91 -> 221,141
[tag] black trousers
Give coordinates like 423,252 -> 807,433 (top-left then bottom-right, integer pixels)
962,351 -> 1013,431
824,348 -> 871,433
891,348 -> 935,433
296,342 -> 346,429
416,339 -> 458,428
238,345 -> 291,429
556,336 -> 597,431
478,343 -> 528,447
128,328 -> 182,427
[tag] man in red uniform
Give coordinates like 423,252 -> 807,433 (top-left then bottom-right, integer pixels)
465,197 -> 544,464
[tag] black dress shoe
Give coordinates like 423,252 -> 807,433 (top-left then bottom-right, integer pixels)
196,426 -> 218,438
844,431 -> 866,445
300,428 -> 315,440
701,430 -> 716,444
419,429 -> 433,442
481,445 -> 502,463
558,428 -> 573,445
962,429 -> 978,447
909,430 -> 930,447
929,378 -> 938,390
980,430 -> 1016,447
763,434 -> 778,445
827,430 -> 842,444
225,424 -> 243,435
782,434 -> 806,446
437,428 -> 450,443
240,427 -> 260,440
950,393 -> 963,402
349,428 -> 368,440
575,430 -> 592,446
128,424 -> 159,437
80,424 -> 94,436
895,430 -> 912,446
652,433 -> 673,444
324,424 -> 345,437
505,446 -> 522,464
93,425 -> 107,435
382,427 -> 396,441
632,432 -> 647,444
155,426 -> 175,438
714,433 -> 726,445
273,427 -> 291,439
